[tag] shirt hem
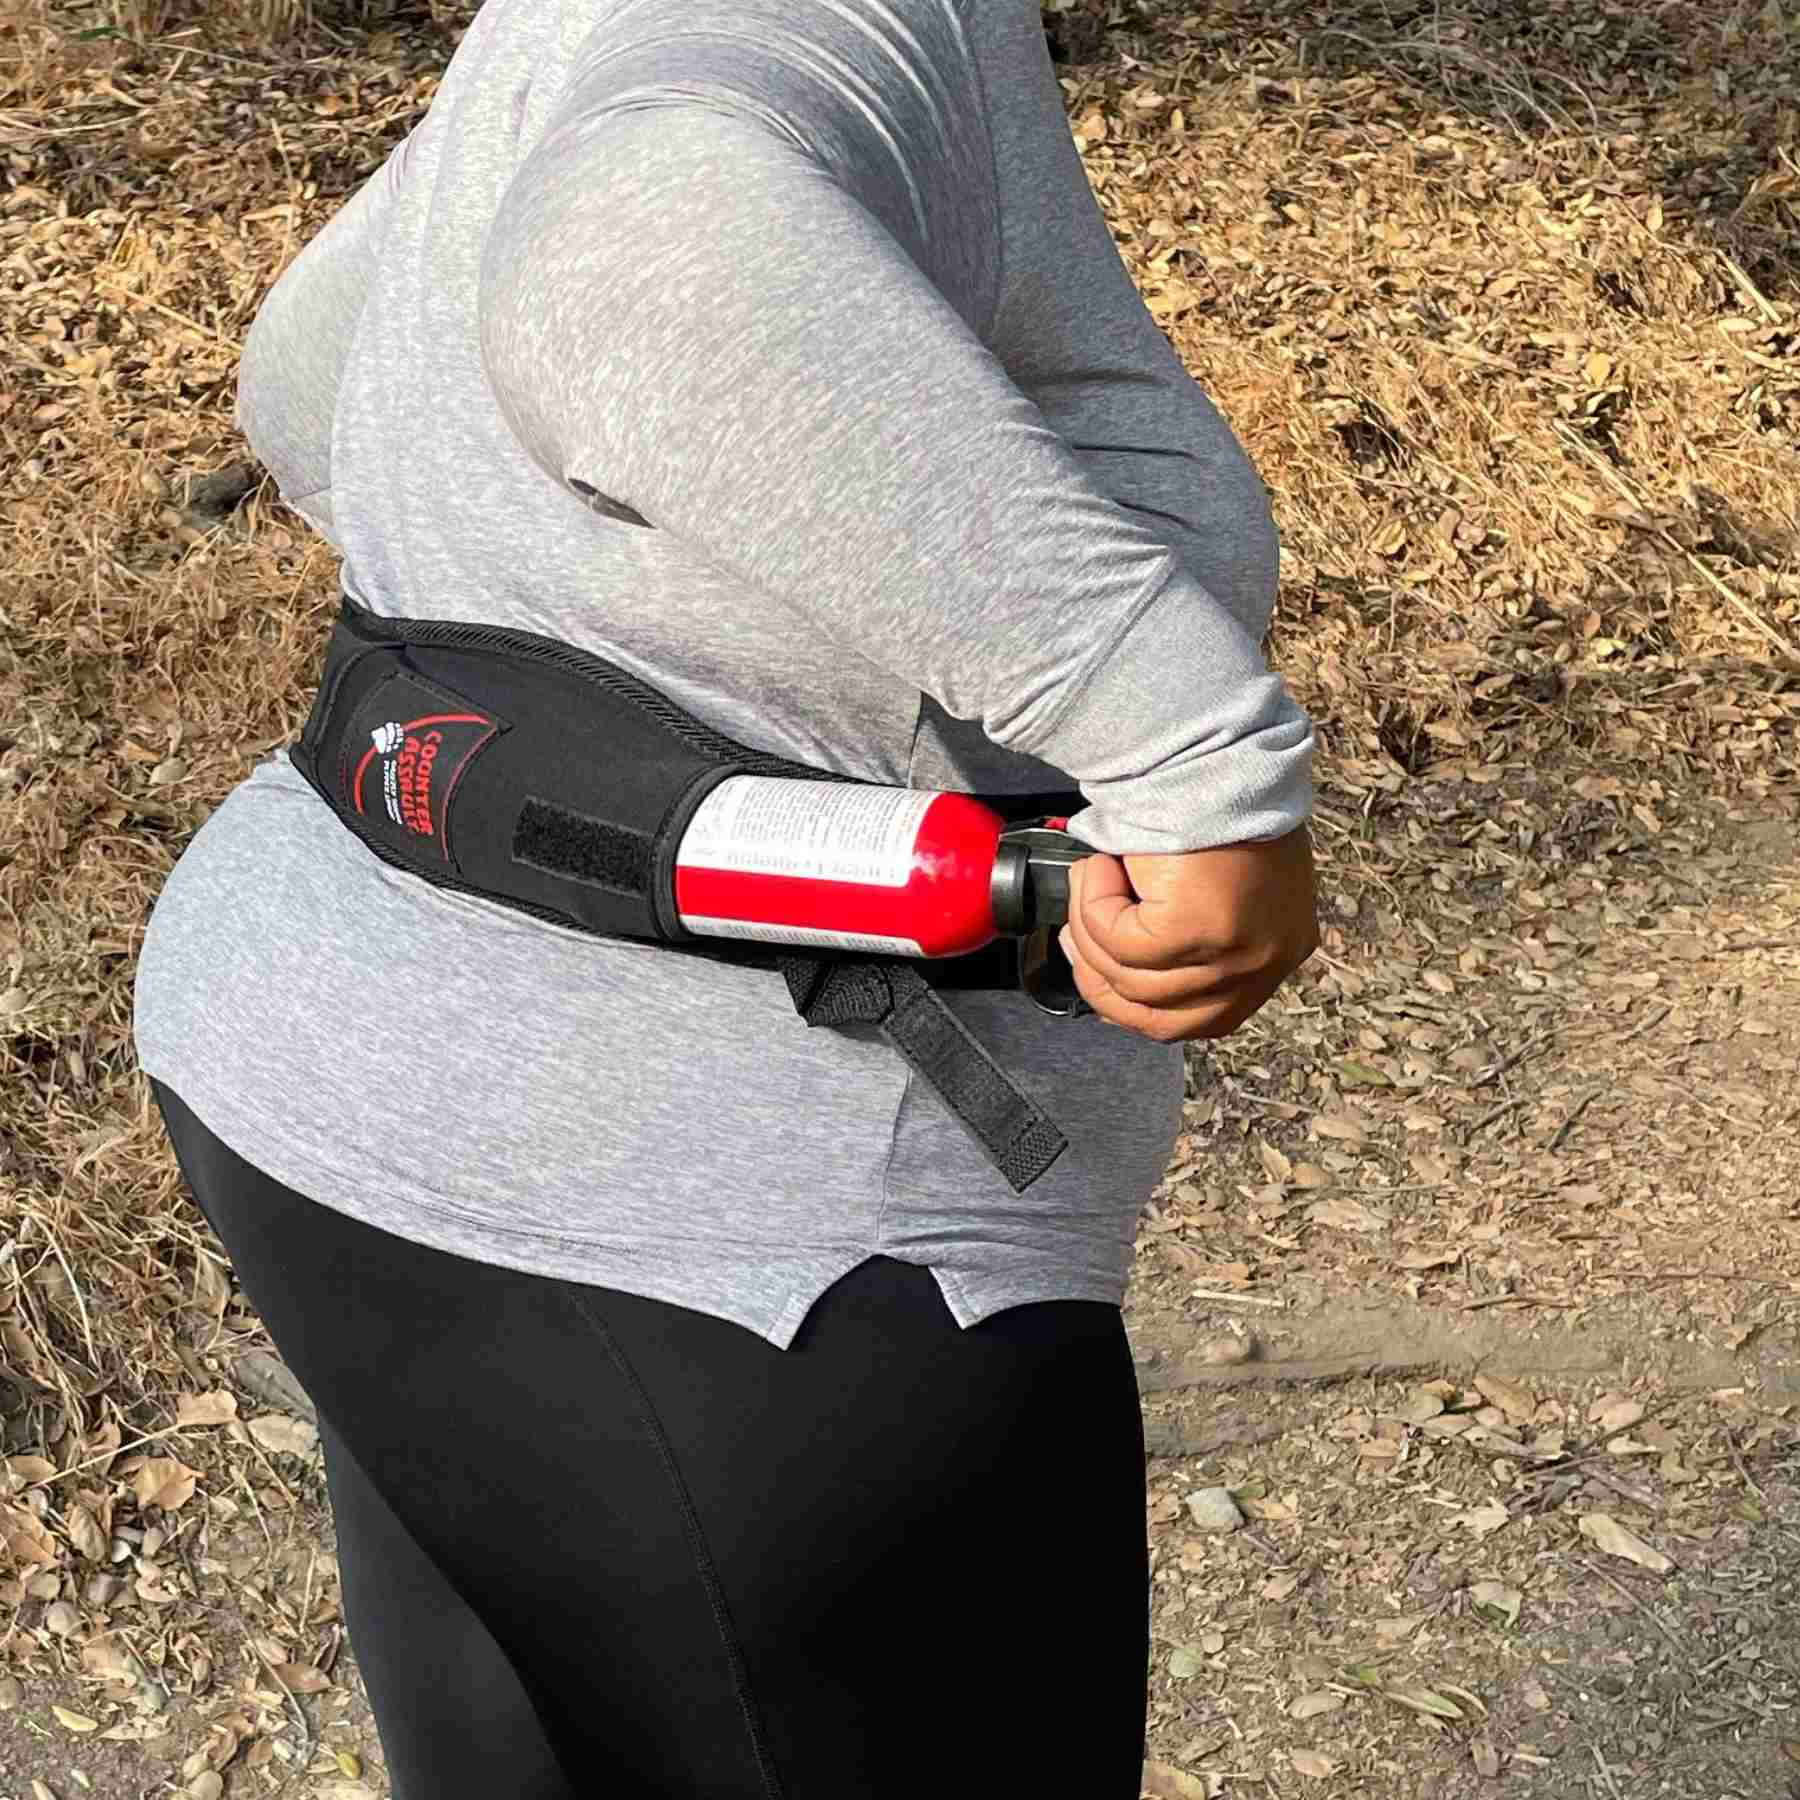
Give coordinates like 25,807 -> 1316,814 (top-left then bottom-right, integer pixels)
141,1061 -> 1134,1353
141,1060 -> 866,1350
928,1265 -> 1130,1330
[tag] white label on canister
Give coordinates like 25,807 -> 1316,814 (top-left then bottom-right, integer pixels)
680,916 -> 925,957
675,776 -> 936,887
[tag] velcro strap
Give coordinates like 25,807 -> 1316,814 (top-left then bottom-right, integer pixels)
513,798 -> 653,898
776,953 -> 1067,1192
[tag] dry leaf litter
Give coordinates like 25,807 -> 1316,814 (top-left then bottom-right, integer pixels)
3,0 -> 1798,1795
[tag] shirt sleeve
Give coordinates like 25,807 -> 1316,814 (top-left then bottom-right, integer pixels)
476,5 -> 1313,853
236,134 -> 414,544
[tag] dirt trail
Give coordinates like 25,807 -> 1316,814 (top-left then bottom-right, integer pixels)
1129,801 -> 1799,1798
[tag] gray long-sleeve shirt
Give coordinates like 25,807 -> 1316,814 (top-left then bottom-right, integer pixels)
132,0 -> 1314,1347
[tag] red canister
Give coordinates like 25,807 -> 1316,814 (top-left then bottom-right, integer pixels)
672,776 -> 1011,958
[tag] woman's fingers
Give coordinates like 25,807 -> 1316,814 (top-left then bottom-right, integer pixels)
1058,832 -> 1318,1045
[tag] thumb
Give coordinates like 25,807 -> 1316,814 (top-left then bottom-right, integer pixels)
1065,850 -> 1132,954
1069,848 -> 1197,971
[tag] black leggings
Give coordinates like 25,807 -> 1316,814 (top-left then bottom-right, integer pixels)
150,1079 -> 1150,1798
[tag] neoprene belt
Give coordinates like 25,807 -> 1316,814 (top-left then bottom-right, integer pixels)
287,596 -> 1092,1193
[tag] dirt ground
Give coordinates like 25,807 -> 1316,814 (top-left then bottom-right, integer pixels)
3,0 -> 1797,1796
1129,789 -> 1800,1799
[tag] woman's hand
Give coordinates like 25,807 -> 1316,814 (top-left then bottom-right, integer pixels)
1058,827 -> 1318,1043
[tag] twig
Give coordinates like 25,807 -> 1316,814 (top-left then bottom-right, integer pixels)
1238,1525 -> 1294,1566
242,1431 -> 300,1510
1466,1093 -> 1528,1138
1547,1086 -> 1602,1152
232,1464 -> 274,1556
268,116 -> 299,195
1460,1292 -> 1580,1311
143,32 -> 278,68
1618,1003 -> 1672,1045
1315,28 -> 1579,137
122,1638 -> 170,1710
1473,1030 -> 1550,1089
39,1217 -> 98,1371
1582,1557 -> 1689,1655
172,1529 -> 205,1620
93,276 -> 243,349
23,1422 -> 192,1486
299,1547 -> 320,1634
1188,1288 -> 1286,1309
1556,424 -> 1800,663
248,1629 -> 314,1767
1581,1465 -> 1661,1512
1719,252 -> 1782,325
0,103 -> 183,142
1726,1430 -> 1766,1502
1222,1086 -> 1314,1115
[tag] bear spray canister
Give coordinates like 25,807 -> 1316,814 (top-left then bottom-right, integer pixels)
670,775 -> 1088,966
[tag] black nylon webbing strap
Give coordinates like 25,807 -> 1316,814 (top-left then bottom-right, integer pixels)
776,954 -> 1068,1192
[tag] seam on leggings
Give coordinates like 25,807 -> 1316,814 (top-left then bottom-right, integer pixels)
564,1288 -> 787,1800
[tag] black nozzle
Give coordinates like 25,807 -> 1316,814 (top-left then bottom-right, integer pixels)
990,824 -> 1090,936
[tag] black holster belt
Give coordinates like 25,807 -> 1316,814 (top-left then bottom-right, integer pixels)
287,597 -> 1085,1192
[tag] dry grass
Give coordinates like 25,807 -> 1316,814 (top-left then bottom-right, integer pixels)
0,0 -> 1796,1791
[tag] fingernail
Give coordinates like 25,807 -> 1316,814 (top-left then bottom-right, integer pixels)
1059,926 -> 1075,961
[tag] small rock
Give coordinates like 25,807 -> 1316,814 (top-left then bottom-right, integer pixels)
0,1674 -> 23,1708
187,1772 -> 224,1800
1193,1335 -> 1251,1367
1184,1486 -> 1244,1533
1394,1388 -> 1446,1426
43,1600 -> 79,1637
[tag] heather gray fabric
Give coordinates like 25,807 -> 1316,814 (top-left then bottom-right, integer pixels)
133,0 -> 1314,1348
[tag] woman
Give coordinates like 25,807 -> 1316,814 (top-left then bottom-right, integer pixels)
134,2 -> 1317,1793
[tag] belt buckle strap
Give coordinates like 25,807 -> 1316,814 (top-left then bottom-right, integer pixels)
880,967 -> 1069,1192
776,954 -> 1068,1192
